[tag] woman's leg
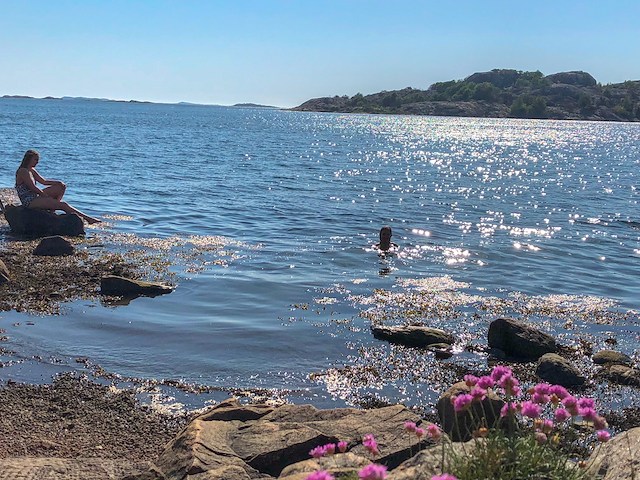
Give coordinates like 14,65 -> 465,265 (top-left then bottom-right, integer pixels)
41,183 -> 66,201
28,196 -> 100,224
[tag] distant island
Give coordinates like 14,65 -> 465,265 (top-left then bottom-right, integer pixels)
292,69 -> 640,122
232,103 -> 278,109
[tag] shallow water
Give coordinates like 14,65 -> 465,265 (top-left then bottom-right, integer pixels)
1,98 -> 639,410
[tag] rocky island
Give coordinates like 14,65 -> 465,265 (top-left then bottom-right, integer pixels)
292,69 -> 640,122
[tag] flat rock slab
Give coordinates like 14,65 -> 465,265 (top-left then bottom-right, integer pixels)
140,398 -> 424,480
371,325 -> 454,347
0,457 -> 150,480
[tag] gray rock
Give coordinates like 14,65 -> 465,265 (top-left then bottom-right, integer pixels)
487,318 -> 557,360
0,258 -> 10,284
587,426 -> 640,480
278,453 -> 370,480
436,381 -> 504,442
592,350 -> 633,366
371,325 -> 454,348
604,364 -> 640,386
4,205 -> 84,237
100,275 -> 173,297
387,441 -> 474,480
536,353 -> 586,387
33,236 -> 75,256
137,398 -> 423,480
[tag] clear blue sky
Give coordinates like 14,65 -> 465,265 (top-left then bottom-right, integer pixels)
2,0 -> 639,107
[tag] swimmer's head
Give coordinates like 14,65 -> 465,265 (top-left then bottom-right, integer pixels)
380,226 -> 392,241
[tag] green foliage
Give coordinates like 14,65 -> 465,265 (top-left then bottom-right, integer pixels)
473,82 -> 499,102
514,70 -> 549,89
445,430 -> 589,480
510,95 -> 547,118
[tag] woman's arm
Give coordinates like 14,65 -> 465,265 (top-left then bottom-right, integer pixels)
17,168 -> 44,195
32,168 -> 64,186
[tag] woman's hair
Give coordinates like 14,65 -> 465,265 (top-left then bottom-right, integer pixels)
17,149 -> 40,174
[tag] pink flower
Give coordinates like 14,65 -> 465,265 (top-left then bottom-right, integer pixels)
309,445 -> 328,458
470,386 -> 487,401
580,407 -> 597,422
431,475 -> 459,480
477,376 -> 495,389
324,443 -> 336,455
491,365 -> 513,382
533,383 -> 551,395
363,434 -> 380,456
549,385 -> 569,400
535,432 -> 547,445
358,463 -> 388,480
498,374 -> 520,397
577,398 -> 595,410
337,441 -> 348,453
562,396 -> 579,416
540,419 -> 554,434
596,430 -> 611,442
415,427 -> 426,439
305,471 -> 335,480
453,394 -> 474,412
532,392 -> 551,405
500,402 -> 519,418
404,421 -> 417,432
426,424 -> 442,440
521,401 -> 541,419
593,416 -> 608,430
554,408 -> 570,423
464,374 -> 478,387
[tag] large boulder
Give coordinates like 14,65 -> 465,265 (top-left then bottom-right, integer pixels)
3,205 -> 84,237
536,353 -> 586,387
545,71 -> 597,87
587,427 -> 640,480
487,318 -> 557,360
387,441 -> 474,480
100,276 -> 174,297
371,325 -> 454,348
135,398 -> 423,480
33,236 -> 75,256
436,381 -> 504,442
464,69 -> 522,88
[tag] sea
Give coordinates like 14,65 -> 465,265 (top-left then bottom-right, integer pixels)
1,97 -> 639,412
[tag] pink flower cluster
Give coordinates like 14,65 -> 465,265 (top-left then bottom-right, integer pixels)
431,475 -> 458,480
405,420 -> 442,441
309,441 -> 348,458
305,435 -> 387,480
454,366 -> 610,443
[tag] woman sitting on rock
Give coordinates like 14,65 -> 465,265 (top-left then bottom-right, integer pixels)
15,149 -> 100,224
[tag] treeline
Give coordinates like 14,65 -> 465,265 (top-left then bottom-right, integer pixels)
293,69 -> 640,122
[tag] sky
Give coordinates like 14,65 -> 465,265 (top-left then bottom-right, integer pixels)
1,0 -> 639,108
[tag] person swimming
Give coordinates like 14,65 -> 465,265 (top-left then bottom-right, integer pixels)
15,149 -> 101,224
374,225 -> 398,252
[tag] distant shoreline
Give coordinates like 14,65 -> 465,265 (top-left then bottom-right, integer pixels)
0,95 -> 279,109
292,68 -> 640,123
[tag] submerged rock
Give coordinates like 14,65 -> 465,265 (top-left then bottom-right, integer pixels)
592,350 -> 633,366
536,353 -> 586,387
371,325 -> 454,348
487,317 -> 557,360
100,275 -> 173,297
3,204 -> 85,237
33,236 -> 75,256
